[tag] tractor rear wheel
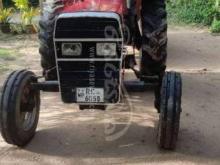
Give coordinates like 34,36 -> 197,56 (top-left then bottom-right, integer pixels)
0,70 -> 40,147
157,72 -> 182,150
38,2 -> 61,80
140,0 -> 167,76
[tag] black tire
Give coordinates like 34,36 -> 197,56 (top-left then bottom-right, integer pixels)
140,0 -> 167,76
0,70 -> 40,147
157,72 -> 182,150
39,13 -> 56,71
38,1 -> 62,80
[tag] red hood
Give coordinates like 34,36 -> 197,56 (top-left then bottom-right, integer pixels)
61,0 -> 126,15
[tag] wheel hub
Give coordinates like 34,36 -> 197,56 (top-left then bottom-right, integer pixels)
19,83 -> 37,131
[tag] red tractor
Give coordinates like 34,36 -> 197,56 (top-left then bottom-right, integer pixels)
0,0 -> 182,150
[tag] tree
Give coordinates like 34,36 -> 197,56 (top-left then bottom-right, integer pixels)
39,0 -> 45,14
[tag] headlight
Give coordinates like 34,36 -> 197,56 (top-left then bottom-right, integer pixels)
96,43 -> 116,57
62,43 -> 82,56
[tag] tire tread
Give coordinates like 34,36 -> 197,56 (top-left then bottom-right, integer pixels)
157,72 -> 182,150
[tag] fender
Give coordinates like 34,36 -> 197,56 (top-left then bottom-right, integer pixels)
57,0 -> 127,15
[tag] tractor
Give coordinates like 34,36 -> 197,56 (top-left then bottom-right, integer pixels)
0,0 -> 182,150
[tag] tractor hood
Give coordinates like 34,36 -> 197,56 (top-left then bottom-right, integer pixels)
61,0 -> 126,15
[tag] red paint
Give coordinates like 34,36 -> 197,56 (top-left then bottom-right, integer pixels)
59,0 -> 126,15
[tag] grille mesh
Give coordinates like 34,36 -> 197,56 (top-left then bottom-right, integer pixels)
55,17 -> 121,38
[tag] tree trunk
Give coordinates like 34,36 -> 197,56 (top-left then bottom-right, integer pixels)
39,0 -> 43,9
0,0 -> 3,9
215,0 -> 220,20
39,0 -> 43,14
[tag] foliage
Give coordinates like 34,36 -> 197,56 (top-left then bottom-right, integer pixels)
21,7 -> 39,25
13,0 -> 39,25
3,0 -> 39,8
167,0 -> 218,25
211,18 -> 220,33
13,0 -> 29,10
0,8 -> 14,24
167,0 -> 220,32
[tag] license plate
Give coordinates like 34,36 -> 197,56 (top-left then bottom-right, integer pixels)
76,88 -> 104,103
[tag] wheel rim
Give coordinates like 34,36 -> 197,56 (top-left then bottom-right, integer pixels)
19,82 -> 38,131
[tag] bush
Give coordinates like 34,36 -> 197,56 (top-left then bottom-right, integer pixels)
167,0 -> 220,33
0,8 -> 14,24
167,0 -> 220,29
3,0 -> 39,8
211,19 -> 220,33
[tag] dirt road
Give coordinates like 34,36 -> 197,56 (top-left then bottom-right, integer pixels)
0,26 -> 220,165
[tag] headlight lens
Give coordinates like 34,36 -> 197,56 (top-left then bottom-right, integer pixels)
96,43 -> 116,57
62,43 -> 82,56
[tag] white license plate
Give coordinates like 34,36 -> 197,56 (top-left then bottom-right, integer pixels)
76,88 -> 104,103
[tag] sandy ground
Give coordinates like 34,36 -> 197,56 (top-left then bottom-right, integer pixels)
0,26 -> 220,165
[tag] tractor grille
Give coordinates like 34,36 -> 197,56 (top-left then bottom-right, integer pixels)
58,61 -> 121,103
55,17 -> 121,39
54,13 -> 123,104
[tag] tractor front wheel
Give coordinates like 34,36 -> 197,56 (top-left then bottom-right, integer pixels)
157,72 -> 182,150
0,70 -> 40,147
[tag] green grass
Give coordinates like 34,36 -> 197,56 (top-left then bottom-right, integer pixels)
0,65 -> 10,72
0,48 -> 16,61
0,48 -> 17,72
